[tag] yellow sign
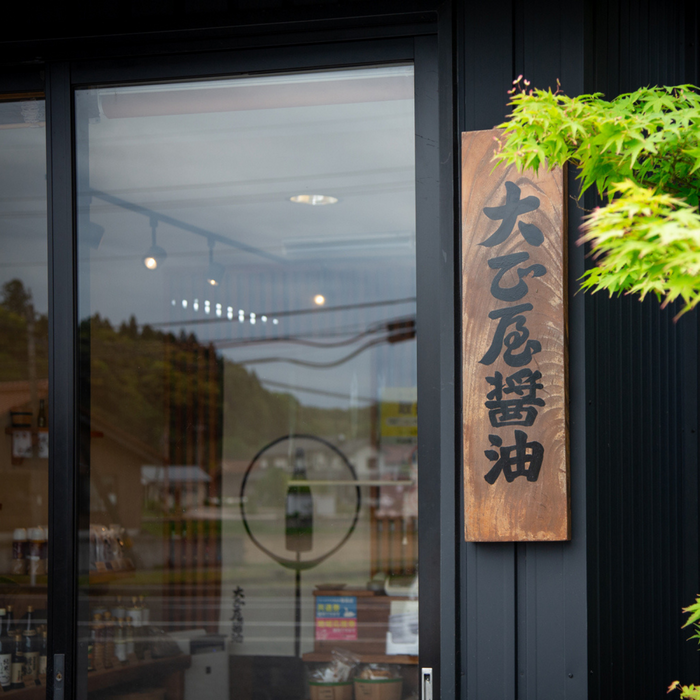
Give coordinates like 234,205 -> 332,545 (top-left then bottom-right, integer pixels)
380,388 -> 417,445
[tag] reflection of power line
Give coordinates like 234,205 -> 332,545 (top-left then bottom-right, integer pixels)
238,336 -> 386,368
238,320 -> 415,369
153,297 -> 416,327
259,379 -> 375,403
215,315 -> 414,350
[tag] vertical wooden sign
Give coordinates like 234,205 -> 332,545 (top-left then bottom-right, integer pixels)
462,129 -> 569,542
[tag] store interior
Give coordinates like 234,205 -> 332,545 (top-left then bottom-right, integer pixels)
0,65 -> 420,700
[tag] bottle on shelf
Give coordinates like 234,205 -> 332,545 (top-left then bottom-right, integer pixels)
128,597 -> 144,659
37,399 -> 46,428
115,619 -> 127,664
38,629 -> 47,676
24,606 -> 35,634
28,529 -> 45,586
10,633 -> 24,689
6,606 -> 15,638
103,612 -> 114,668
138,595 -> 149,625
125,618 -> 134,656
92,613 -> 104,670
22,626 -> 38,680
12,529 -> 27,575
285,447 -> 313,552
112,595 -> 126,621
0,609 -> 11,689
37,401 -> 49,457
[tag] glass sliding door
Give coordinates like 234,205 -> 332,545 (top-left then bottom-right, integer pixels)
0,95 -> 50,693
76,65 -> 418,700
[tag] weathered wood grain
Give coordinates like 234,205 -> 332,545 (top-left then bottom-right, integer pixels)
462,129 -> 569,542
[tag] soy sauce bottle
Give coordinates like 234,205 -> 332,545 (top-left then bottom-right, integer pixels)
10,633 -> 24,689
285,447 -> 313,552
0,609 -> 11,689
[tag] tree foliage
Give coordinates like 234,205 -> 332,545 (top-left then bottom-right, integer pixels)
493,79 -> 700,316
668,597 -> 700,699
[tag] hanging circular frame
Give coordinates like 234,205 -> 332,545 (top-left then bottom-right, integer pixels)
239,433 -> 361,571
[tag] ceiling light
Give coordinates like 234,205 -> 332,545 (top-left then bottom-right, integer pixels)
314,294 -> 326,306
143,218 -> 166,270
290,194 -> 338,206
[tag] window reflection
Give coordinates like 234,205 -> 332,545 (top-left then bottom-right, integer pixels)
77,66 -> 418,700
0,97 -> 50,693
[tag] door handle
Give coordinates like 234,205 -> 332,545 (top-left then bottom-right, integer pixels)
53,654 -> 65,700
422,667 -> 433,700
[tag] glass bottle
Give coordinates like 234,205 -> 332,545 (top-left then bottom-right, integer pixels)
5,606 -> 14,638
92,613 -> 104,670
38,630 -> 47,676
285,447 -> 313,552
125,618 -> 134,656
103,612 -> 114,668
10,632 -> 24,689
0,609 -> 11,689
22,627 -> 38,680
37,399 -> 46,428
138,595 -> 149,625
115,619 -> 127,664
24,606 -> 35,634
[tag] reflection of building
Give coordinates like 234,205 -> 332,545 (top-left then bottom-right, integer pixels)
141,465 -> 211,513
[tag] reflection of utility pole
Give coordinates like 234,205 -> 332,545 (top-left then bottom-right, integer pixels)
26,302 -> 38,440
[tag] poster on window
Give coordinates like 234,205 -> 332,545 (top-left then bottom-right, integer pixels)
461,129 -> 569,542
314,596 -> 358,641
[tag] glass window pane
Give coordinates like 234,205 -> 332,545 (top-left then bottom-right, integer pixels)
0,96 -> 49,692
76,65 -> 418,700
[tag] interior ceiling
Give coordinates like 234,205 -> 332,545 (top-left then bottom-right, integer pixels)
82,65 -> 416,272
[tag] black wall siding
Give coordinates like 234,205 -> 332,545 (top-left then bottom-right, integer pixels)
461,0 -> 700,698
460,1 -> 588,698
585,0 -> 700,697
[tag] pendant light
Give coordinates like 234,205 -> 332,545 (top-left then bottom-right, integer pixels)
206,239 -> 225,286
143,218 -> 167,270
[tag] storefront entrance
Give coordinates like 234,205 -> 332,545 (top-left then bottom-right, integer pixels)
0,34 -> 453,700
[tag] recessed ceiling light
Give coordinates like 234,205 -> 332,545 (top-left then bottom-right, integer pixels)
290,194 -> 338,206
314,294 -> 326,306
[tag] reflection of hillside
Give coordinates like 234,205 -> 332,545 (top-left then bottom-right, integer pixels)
0,306 -> 48,383
86,314 -> 371,464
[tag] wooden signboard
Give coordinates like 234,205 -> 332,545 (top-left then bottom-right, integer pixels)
461,129 -> 569,542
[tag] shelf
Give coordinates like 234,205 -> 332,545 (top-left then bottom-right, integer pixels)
88,568 -> 135,585
0,568 -> 135,588
0,654 -> 192,699
303,652 -> 418,665
87,653 -> 191,694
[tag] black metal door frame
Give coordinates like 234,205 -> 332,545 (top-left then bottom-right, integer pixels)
35,18 -> 458,700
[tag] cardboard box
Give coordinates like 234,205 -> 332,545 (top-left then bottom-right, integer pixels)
354,678 -> 402,700
309,681 -> 354,700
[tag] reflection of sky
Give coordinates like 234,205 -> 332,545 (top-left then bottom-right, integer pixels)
76,67 -> 417,408
0,107 -> 48,314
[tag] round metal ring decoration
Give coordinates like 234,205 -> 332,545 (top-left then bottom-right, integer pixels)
239,433 -> 361,571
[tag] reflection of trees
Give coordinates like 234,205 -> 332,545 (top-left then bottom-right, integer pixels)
83,312 -> 371,464
0,279 -> 48,383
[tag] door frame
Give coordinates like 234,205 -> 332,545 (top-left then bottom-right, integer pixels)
38,23 -> 457,700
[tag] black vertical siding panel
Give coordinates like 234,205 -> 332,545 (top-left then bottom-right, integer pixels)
461,1 -> 587,697
585,2 -> 700,697
516,2 -> 588,699
462,2 -> 518,698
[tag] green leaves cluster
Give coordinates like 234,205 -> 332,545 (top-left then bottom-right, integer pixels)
668,597 -> 700,698
494,80 -> 700,316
